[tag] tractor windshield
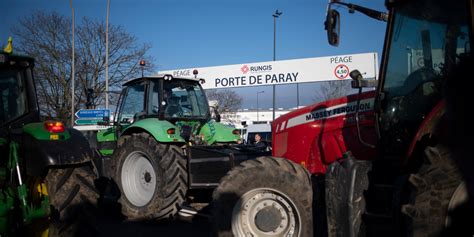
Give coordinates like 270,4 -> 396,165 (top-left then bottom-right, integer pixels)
380,0 -> 470,152
117,82 -> 145,124
152,79 -> 210,119
0,70 -> 28,125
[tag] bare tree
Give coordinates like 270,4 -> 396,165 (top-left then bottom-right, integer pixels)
206,89 -> 243,124
206,89 -> 242,112
12,12 -> 72,120
75,18 -> 153,108
12,11 -> 154,122
314,80 -> 354,102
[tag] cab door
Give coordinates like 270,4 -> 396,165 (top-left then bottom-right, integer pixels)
116,82 -> 146,127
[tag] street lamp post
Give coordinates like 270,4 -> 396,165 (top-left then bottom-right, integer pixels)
69,0 -> 75,127
105,0 -> 110,109
256,91 -> 264,121
272,10 -> 282,121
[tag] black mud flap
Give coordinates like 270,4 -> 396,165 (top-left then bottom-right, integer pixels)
24,128 -> 94,176
187,145 -> 270,189
326,152 -> 372,237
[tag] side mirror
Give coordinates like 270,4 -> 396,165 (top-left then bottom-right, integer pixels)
210,106 -> 221,122
121,117 -> 132,124
97,116 -> 110,126
325,8 -> 340,46
214,109 -> 221,123
350,70 -> 378,88
350,70 -> 363,81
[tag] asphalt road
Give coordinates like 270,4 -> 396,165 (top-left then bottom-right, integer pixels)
97,217 -> 212,237
95,203 -> 213,237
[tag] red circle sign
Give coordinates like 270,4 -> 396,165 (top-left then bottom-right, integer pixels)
334,64 -> 350,79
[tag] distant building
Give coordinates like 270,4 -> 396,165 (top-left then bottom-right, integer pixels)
219,108 -> 296,129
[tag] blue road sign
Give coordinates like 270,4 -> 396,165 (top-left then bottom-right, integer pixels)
75,109 -> 110,119
75,119 -> 101,125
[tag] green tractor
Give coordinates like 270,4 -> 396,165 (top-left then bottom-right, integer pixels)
93,74 -> 268,220
0,43 -> 98,236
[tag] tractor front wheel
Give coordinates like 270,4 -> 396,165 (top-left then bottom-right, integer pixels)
401,144 -> 468,236
112,133 -> 187,220
212,156 -> 313,237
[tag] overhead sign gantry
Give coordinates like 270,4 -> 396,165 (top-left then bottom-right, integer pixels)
159,52 -> 378,90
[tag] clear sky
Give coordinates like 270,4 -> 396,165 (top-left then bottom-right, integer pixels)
1,0 -> 387,109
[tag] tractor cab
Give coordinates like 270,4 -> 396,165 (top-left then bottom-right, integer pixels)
113,75 -> 229,144
0,53 -> 39,128
376,0 -> 470,156
117,75 -> 210,124
326,0 -> 471,156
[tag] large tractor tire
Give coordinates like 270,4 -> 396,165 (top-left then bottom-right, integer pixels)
212,156 -> 313,237
401,144 -> 468,236
112,133 -> 187,220
45,164 -> 99,236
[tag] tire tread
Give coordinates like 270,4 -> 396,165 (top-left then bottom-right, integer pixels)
212,156 -> 313,237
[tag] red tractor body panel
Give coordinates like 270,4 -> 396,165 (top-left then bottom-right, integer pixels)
272,91 -> 378,175
405,100 -> 446,161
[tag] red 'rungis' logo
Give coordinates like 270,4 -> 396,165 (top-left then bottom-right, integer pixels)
241,65 -> 249,74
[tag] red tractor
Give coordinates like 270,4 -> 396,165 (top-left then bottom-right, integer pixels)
212,0 -> 473,236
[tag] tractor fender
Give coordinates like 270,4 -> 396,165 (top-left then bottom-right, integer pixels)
23,128 -> 93,176
405,100 -> 446,160
121,118 -> 185,143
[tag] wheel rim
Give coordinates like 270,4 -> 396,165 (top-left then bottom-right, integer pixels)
121,151 -> 156,207
232,188 -> 301,237
446,182 -> 468,227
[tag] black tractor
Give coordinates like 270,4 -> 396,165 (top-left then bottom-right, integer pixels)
0,43 -> 98,236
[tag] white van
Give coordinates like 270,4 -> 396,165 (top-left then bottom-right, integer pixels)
242,123 -> 272,145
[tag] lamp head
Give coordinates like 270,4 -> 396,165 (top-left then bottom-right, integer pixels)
273,10 -> 282,17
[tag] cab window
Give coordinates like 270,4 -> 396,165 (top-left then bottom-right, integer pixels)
0,70 -> 28,125
380,1 -> 470,153
118,83 -> 145,124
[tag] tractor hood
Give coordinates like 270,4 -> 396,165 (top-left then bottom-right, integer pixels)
120,118 -> 240,145
272,91 -> 377,174
200,120 -> 240,144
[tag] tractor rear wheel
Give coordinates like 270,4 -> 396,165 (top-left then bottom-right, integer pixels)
112,133 -> 187,220
45,164 -> 99,236
401,144 -> 468,236
212,156 -> 313,237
